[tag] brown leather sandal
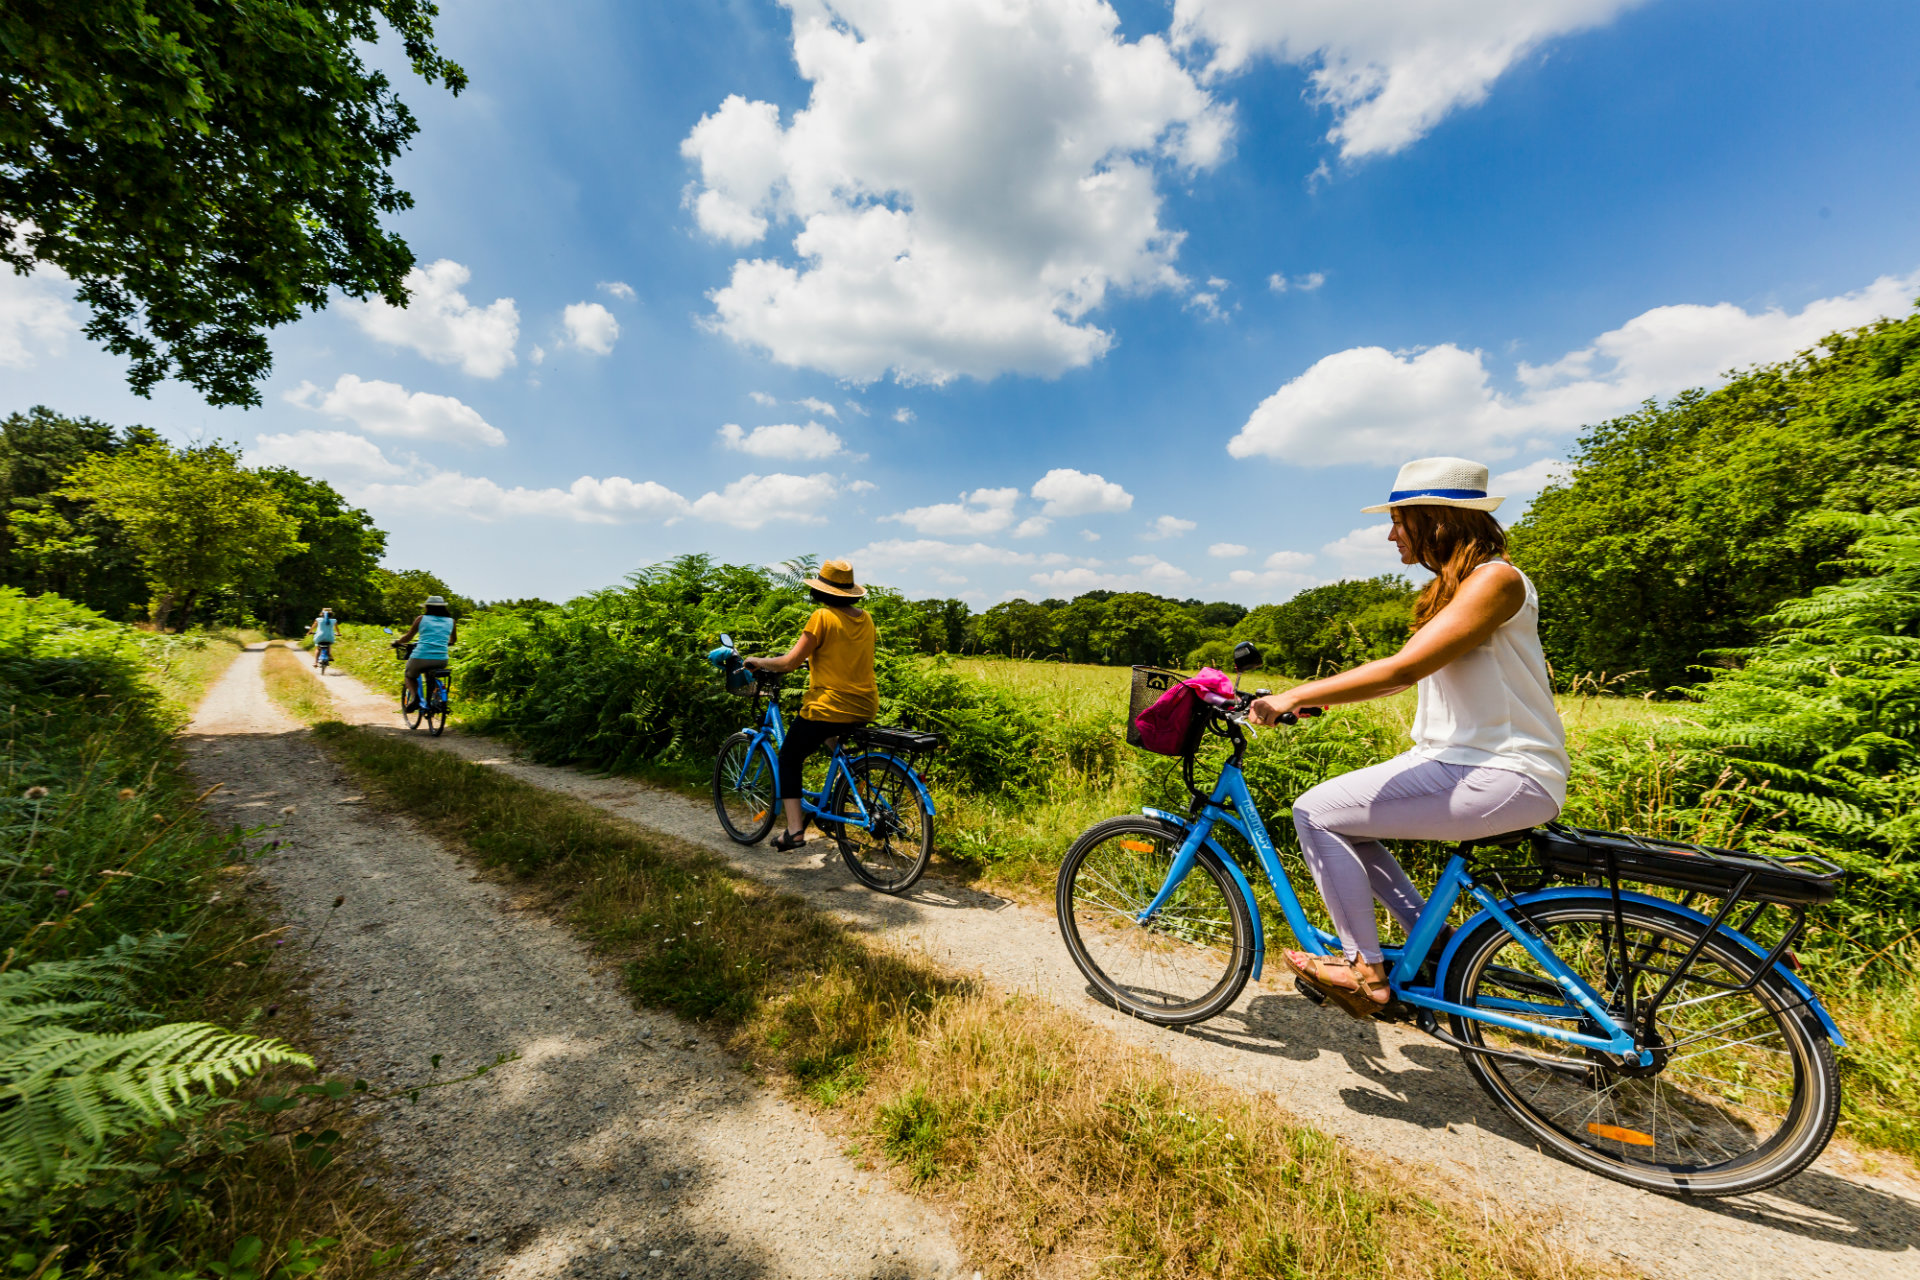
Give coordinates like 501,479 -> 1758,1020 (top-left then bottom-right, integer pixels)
1282,950 -> 1391,1020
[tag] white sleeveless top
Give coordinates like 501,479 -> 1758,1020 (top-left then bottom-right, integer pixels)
1409,562 -> 1570,805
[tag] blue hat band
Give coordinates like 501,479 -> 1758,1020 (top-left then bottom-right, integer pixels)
1389,487 -> 1485,502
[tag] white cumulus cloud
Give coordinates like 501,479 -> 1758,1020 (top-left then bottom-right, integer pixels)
285,375 -> 507,447
358,472 -> 691,525
599,280 -> 636,301
251,430 -> 406,480
1172,0 -> 1648,159
681,0 -> 1233,384
884,487 -> 1021,537
689,472 -> 840,528
343,259 -> 519,377
1226,548 -> 1319,595
717,421 -> 847,460
1321,524 -> 1405,576
795,396 -> 839,419
1144,515 -> 1197,540
1227,271 -> 1920,466
563,301 -> 620,355
1490,458 -> 1574,506
853,538 -> 1049,570
892,407 -> 915,423
1031,555 -> 1195,594
749,390 -> 778,406
0,265 -> 78,368
1031,467 -> 1133,517
1208,542 -> 1249,558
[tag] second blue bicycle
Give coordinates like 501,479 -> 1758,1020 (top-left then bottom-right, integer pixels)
708,634 -> 939,894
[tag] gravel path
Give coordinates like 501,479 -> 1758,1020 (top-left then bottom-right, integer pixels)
307,655 -> 1920,1280
185,647 -> 969,1280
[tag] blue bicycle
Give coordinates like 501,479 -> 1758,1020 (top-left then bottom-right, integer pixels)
708,635 -> 939,894
1057,647 -> 1845,1196
391,641 -> 449,738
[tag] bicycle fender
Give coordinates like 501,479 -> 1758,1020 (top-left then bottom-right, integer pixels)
750,732 -> 783,802
1142,808 -> 1266,981
1437,886 -> 1844,1047
849,751 -> 937,817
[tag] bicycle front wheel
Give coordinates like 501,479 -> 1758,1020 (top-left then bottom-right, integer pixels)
712,732 -> 776,845
402,680 -> 424,730
825,755 -> 932,893
1445,897 -> 1839,1196
1057,816 -> 1253,1026
425,691 -> 448,737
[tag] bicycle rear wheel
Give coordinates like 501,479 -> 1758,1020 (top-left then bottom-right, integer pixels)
1444,897 -> 1838,1196
825,755 -> 932,893
713,731 -> 776,845
425,682 -> 448,737
1057,816 -> 1253,1026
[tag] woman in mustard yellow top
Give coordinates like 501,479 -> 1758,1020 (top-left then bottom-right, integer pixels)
744,559 -> 879,851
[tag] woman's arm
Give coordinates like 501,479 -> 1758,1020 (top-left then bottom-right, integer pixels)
397,616 -> 422,643
1249,563 -> 1526,725
745,630 -> 819,674
450,621 -> 459,645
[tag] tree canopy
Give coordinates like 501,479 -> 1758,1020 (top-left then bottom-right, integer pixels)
60,440 -> 303,628
1509,305 -> 1920,692
0,0 -> 464,405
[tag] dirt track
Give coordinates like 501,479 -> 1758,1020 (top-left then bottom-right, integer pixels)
300,652 -> 1920,1280
185,646 -> 969,1280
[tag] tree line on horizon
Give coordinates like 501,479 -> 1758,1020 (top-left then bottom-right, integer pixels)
0,406 -> 476,634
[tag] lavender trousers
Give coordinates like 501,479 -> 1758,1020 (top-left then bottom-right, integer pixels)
1290,755 -> 1561,964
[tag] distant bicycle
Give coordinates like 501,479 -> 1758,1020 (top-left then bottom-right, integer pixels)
707,634 -> 940,894
391,641 -> 449,737
314,640 -> 332,673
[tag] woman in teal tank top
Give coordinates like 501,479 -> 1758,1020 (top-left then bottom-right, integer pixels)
395,595 -> 458,711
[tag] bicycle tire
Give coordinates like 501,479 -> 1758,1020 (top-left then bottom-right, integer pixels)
825,755 -> 932,894
713,731 -> 777,845
1056,815 -> 1254,1027
403,680 -> 424,730
1443,896 -> 1839,1196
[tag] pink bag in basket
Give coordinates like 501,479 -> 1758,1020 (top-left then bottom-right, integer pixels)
1132,668 -> 1236,755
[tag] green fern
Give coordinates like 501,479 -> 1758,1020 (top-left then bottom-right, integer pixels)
0,943 -> 311,1191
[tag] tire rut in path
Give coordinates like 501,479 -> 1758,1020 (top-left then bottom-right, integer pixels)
306,655 -> 1920,1280
189,647 -> 967,1280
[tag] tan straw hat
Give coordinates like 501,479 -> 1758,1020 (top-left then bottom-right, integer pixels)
1360,456 -> 1505,514
804,559 -> 867,598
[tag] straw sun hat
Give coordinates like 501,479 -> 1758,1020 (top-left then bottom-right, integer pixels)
1360,457 -> 1506,514
804,559 -> 867,599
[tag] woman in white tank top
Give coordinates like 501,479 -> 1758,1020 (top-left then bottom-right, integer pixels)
1247,457 -> 1569,1019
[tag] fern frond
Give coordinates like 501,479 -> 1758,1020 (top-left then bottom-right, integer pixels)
0,1021 -> 311,1188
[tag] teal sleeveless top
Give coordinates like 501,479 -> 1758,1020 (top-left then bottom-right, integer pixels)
413,615 -> 454,660
313,615 -> 337,642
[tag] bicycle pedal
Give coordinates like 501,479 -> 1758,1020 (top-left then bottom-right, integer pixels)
1294,977 -> 1328,1005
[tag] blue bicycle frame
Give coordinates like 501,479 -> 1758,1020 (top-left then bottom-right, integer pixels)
1135,752 -> 1841,1063
730,692 -> 936,832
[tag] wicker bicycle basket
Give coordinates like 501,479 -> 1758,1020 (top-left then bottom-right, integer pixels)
1126,666 -> 1211,757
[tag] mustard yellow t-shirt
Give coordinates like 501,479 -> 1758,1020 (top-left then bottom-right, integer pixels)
800,606 -> 879,722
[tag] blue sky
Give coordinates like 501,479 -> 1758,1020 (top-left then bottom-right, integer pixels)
5,0 -> 1919,607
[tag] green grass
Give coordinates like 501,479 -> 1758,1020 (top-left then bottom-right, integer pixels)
137,626 -> 260,718
309,719 -> 1610,1280
0,597 -> 414,1277
262,642 -> 337,724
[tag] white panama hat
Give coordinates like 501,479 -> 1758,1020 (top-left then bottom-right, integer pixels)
1361,456 -> 1505,514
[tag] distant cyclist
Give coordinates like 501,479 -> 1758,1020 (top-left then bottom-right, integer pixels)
743,560 -> 878,852
306,608 -> 338,668
394,594 -> 457,712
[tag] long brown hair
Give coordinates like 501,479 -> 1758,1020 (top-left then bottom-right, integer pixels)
1395,505 -> 1508,629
